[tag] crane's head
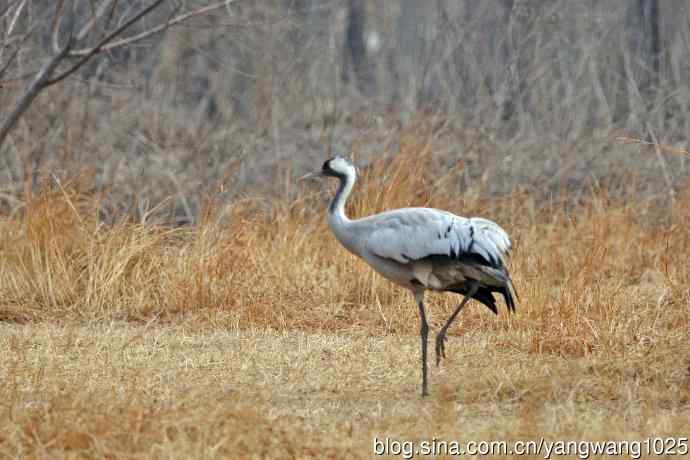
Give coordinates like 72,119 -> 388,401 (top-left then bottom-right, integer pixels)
299,155 -> 356,181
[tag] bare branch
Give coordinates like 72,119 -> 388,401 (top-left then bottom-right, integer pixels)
4,0 -> 28,40
76,0 -> 117,42
51,0 -> 68,54
102,0 -> 120,35
45,0 -> 168,86
0,2 -> 17,19
1,0 -> 233,152
0,50 -> 19,79
1,0 -> 30,67
0,37 -> 73,148
0,28 -> 34,79
64,1 -> 232,57
617,136 -> 690,159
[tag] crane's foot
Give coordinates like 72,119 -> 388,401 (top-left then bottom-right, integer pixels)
435,330 -> 448,367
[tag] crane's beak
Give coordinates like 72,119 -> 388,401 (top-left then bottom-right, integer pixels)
298,171 -> 324,181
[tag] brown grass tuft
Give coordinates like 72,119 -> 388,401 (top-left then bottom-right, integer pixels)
2,144 -> 689,339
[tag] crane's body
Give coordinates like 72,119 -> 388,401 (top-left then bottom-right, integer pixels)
303,156 -> 517,396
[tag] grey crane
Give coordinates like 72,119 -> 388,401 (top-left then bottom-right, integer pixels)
301,156 -> 517,396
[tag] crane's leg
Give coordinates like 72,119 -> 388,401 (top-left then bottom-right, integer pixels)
415,291 -> 429,397
435,283 -> 478,366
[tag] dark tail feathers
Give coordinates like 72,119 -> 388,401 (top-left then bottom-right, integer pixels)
449,282 -> 517,315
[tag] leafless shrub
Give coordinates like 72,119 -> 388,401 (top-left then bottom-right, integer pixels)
1,1 -> 688,220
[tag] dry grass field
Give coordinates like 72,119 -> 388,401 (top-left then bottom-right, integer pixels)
0,140 -> 689,458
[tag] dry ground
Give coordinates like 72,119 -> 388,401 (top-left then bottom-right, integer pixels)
0,149 -> 689,458
0,324 -> 688,459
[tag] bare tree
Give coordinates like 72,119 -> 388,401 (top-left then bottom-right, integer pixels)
0,0 -> 231,150
634,0 -> 661,97
343,0 -> 370,93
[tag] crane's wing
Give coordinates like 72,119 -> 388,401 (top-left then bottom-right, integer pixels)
364,208 -> 511,269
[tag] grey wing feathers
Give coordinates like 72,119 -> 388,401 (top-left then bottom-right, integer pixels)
364,209 -> 511,268
465,217 -> 512,266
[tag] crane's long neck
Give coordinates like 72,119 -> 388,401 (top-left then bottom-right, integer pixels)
327,171 -> 357,253
328,171 -> 355,223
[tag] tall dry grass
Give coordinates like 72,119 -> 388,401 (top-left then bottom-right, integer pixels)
1,137 -> 688,362
0,137 -> 688,458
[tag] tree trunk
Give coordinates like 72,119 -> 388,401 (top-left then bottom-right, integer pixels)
343,0 -> 370,93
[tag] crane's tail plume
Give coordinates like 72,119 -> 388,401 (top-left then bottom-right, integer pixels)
501,284 -> 516,313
